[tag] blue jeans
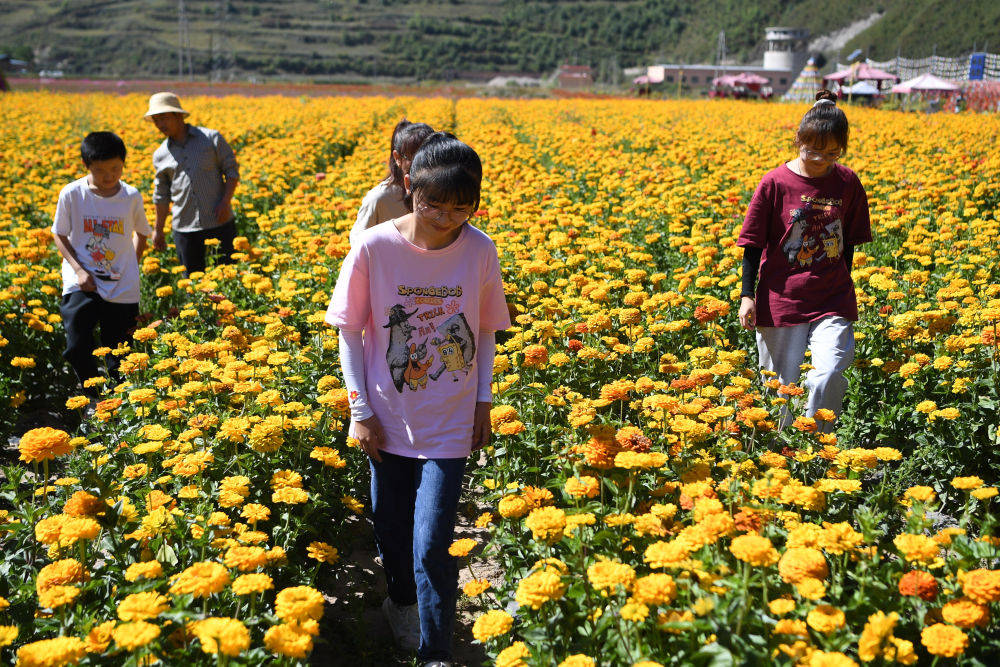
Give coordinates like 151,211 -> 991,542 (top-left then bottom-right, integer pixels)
370,452 -> 467,661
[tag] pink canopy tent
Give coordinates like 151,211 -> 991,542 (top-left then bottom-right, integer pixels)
734,72 -> 770,85
891,73 -> 959,94
711,74 -> 740,87
824,62 -> 899,86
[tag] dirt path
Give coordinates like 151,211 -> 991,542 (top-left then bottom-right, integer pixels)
313,496 -> 500,667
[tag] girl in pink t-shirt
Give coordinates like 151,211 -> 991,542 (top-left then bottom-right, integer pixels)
737,90 -> 872,432
326,132 -> 510,662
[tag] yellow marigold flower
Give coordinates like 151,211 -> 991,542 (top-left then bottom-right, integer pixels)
309,446 -> 347,468
803,651 -> 858,666
972,487 -> 999,500
729,534 -> 779,566
920,623 -> 968,658
941,597 -> 989,628
497,496 -> 531,519
124,560 -> 163,582
564,475 -> 600,498
306,541 -> 339,564
496,641 -> 530,667
795,577 -> 827,600
960,569 -> 1000,604
914,400 -> 937,414
273,487 -> 309,504
65,395 -> 90,410
902,486 -> 935,504
232,573 -> 275,596
448,538 -> 477,557
772,619 -> 808,637
112,620 -> 161,651
169,561 -> 230,597
515,569 -> 567,609
18,427 -> 74,463
264,623 -> 313,658
36,559 -> 88,593
893,534 -> 939,564
340,495 -> 363,514
820,522 -> 864,555
951,476 -> 984,490
644,539 -> 694,569
224,545 -> 268,572
274,586 -> 324,623
463,578 -> 492,596
241,503 -> 271,524
38,585 -> 79,609
84,620 -> 116,652
769,598 -> 795,616
189,617 -> 250,657
807,604 -> 846,634
778,547 -> 828,584
620,601 -> 649,622
117,592 -> 170,621
587,560 -> 636,592
524,506 -> 566,544
558,655 -> 596,667
472,610 -> 514,642
475,511 -> 495,528
15,637 -> 87,666
630,573 -> 677,606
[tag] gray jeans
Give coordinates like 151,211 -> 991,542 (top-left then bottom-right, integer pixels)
756,315 -> 855,432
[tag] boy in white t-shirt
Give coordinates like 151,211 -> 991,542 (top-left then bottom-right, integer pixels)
52,132 -> 152,394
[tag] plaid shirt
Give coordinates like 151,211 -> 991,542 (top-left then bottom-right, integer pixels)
153,125 -> 239,233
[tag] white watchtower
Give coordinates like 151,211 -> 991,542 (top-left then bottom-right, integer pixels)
763,27 -> 810,74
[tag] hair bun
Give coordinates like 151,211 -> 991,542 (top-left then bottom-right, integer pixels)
815,89 -> 837,104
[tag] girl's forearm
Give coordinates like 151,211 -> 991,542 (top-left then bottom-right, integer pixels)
339,328 -> 374,421
740,246 -> 763,298
476,331 -> 496,403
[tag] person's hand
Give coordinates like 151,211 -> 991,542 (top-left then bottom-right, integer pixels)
354,415 -> 385,462
738,296 -> 756,330
471,401 -> 492,451
213,201 -> 233,224
151,229 -> 167,251
75,268 -> 96,292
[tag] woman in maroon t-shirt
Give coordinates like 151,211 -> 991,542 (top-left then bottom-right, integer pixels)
737,89 -> 872,432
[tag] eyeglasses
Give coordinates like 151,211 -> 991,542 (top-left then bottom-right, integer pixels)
800,146 -> 842,161
416,202 -> 474,224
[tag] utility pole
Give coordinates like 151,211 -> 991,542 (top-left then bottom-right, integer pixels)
211,0 -> 232,82
178,0 -> 192,79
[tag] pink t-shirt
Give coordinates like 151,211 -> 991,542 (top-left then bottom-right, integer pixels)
325,221 -> 511,459
738,163 -> 871,327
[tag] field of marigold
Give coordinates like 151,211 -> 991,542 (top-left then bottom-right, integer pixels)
1,91 -> 999,666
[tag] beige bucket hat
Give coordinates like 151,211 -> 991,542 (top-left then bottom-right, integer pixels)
144,92 -> 189,117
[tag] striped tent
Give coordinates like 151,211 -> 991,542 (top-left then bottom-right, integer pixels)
783,58 -> 823,102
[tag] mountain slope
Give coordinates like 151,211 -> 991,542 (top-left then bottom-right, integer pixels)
1,0 -> 997,80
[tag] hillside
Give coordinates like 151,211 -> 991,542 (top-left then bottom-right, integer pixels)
1,0 -> 998,81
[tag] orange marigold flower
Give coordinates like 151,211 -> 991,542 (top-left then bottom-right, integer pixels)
778,547 -> 828,584
941,597 -> 990,628
960,569 -> 1000,604
898,570 -> 938,601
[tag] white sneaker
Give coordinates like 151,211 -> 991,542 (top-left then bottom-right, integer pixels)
424,662 -> 453,667
382,597 -> 420,651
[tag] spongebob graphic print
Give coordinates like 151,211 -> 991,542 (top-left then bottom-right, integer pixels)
780,195 -> 844,270
383,285 -> 476,394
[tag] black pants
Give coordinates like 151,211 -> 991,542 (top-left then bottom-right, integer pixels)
174,219 -> 236,276
60,291 -> 138,393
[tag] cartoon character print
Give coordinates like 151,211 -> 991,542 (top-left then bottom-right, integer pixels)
782,201 -> 844,269
429,314 -> 476,382
403,340 -> 434,391
86,224 -> 119,280
384,304 -> 418,393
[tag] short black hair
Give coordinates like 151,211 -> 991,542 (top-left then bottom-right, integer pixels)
81,131 -> 127,165
406,132 -> 482,213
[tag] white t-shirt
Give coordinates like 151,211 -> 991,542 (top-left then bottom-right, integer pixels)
326,221 -> 511,459
348,181 -> 409,247
52,177 -> 152,304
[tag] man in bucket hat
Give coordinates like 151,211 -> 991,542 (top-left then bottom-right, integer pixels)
146,91 -> 240,275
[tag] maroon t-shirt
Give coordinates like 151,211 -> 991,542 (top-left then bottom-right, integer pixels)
738,163 -> 871,327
